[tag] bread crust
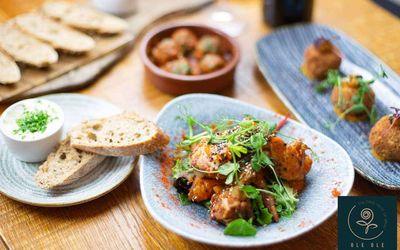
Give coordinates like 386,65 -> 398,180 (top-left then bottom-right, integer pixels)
0,21 -> 58,67
35,137 -> 106,189
70,112 -> 170,157
0,51 -> 21,84
15,12 -> 95,54
42,2 -> 128,35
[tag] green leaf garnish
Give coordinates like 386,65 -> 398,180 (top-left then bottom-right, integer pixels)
253,194 -> 273,225
218,162 -> 237,176
270,183 -> 298,218
202,200 -> 211,210
172,158 -> 193,179
178,193 -> 192,206
240,185 -> 273,225
322,66 -> 387,130
223,219 -> 257,236
314,69 -> 340,93
240,185 -> 260,199
229,144 -> 248,158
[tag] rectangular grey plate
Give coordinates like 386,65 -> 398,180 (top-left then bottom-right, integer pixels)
256,24 -> 400,189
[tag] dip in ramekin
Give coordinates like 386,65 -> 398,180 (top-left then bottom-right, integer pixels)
0,98 -> 64,162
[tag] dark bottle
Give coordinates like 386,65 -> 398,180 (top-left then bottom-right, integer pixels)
263,0 -> 314,27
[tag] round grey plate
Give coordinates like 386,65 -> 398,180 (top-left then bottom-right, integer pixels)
0,94 -> 135,207
141,94 -> 354,247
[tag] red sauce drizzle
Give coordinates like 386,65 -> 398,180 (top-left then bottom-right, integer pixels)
297,221 -> 306,228
159,149 -> 174,190
331,188 -> 341,197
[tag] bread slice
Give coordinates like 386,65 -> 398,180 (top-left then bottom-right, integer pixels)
42,1 -> 128,35
35,137 -> 106,189
0,51 -> 21,84
15,12 -> 95,54
70,112 -> 170,157
0,21 -> 58,67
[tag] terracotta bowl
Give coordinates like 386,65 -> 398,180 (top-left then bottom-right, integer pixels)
140,24 -> 240,95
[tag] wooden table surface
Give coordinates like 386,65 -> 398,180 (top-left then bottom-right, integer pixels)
0,0 -> 399,249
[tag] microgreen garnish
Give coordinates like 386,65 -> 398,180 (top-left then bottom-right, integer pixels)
249,133 -> 273,171
218,162 -> 240,184
172,158 -> 192,179
175,115 -> 277,178
269,183 -> 298,218
389,106 -> 400,125
240,183 -> 298,220
314,69 -> 341,93
13,110 -> 52,136
223,218 -> 257,236
323,67 -> 387,130
172,114 -> 304,237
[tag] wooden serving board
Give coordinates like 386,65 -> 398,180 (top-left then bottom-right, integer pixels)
0,31 -> 134,102
2,0 -> 214,103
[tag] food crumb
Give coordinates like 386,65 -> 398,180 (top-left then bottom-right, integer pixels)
190,223 -> 200,229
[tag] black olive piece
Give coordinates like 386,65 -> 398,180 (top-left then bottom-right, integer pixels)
173,177 -> 192,194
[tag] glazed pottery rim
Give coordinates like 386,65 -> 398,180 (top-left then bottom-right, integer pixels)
140,23 -> 240,82
140,93 -> 355,247
0,159 -> 136,207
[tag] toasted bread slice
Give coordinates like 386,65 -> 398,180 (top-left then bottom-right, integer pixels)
0,21 -> 58,67
35,137 -> 106,189
42,1 -> 128,34
15,12 -> 95,54
70,112 -> 170,157
0,51 -> 21,84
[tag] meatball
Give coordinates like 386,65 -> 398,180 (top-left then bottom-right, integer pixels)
369,115 -> 400,161
330,76 -> 375,121
188,176 -> 224,202
161,58 -> 191,75
151,38 -> 178,65
302,37 -> 342,80
266,137 -> 312,181
199,54 -> 225,73
187,57 -> 201,75
194,35 -> 222,58
171,28 -> 198,54
210,185 -> 254,225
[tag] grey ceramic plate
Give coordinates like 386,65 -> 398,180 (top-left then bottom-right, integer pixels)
256,24 -> 400,189
0,94 -> 135,207
140,94 -> 354,247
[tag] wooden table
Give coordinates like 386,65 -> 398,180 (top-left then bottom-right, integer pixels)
0,0 -> 399,249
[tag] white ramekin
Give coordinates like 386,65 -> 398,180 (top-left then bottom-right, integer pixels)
0,99 -> 64,163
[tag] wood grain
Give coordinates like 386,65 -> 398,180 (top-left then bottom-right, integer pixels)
0,0 -> 399,249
